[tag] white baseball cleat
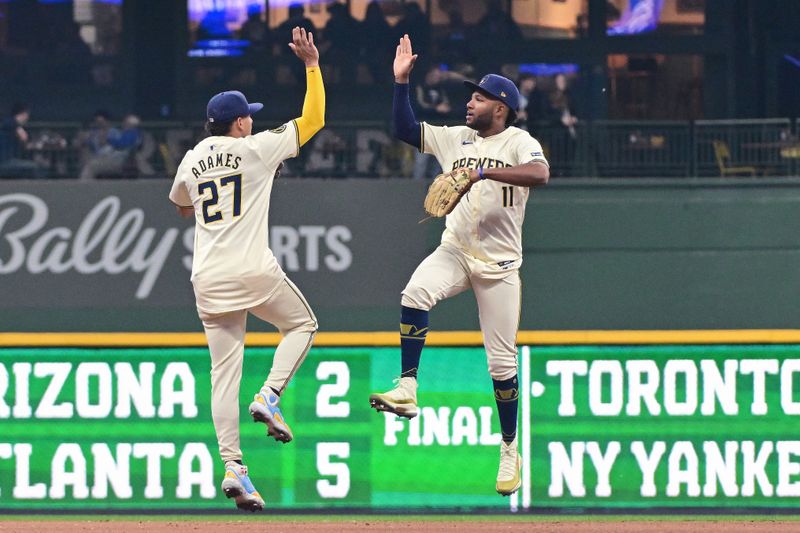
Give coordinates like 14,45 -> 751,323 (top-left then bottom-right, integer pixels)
496,437 -> 522,496
249,390 -> 293,443
221,463 -> 265,512
368,377 -> 418,419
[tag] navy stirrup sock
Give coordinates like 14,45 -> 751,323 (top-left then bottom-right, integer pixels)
399,305 -> 428,379
493,375 -> 519,444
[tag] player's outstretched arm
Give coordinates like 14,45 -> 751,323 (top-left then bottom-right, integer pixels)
289,26 -> 325,146
392,34 -> 422,149
465,161 -> 550,188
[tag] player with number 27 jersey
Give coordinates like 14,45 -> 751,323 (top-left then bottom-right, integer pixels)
168,27 -> 323,513
170,123 -> 298,313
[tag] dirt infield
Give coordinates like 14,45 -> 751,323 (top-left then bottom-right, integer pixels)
2,519 -> 800,533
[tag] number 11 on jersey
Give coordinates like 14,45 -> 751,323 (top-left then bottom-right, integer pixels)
502,185 -> 514,207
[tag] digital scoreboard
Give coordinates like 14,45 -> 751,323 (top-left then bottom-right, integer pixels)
0,344 -> 798,510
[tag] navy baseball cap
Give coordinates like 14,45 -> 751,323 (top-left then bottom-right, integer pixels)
206,90 -> 263,123
464,74 -> 520,114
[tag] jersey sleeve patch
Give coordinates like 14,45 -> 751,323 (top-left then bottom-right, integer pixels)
517,132 -> 550,166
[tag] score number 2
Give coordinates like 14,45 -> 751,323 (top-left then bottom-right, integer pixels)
315,361 -> 351,499
316,361 -> 350,418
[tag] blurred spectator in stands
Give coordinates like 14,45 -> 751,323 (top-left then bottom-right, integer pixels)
322,2 -> 360,83
241,6 -> 272,84
517,75 -> 550,131
360,1 -> 393,84
472,0 -> 523,73
547,73 -> 579,174
411,64 -> 452,180
275,3 -> 316,83
79,113 -> 142,180
394,3 -> 431,59
549,73 -> 578,139
415,65 -> 453,119
196,8 -> 233,41
576,2 -> 620,38
241,5 -> 270,55
74,110 -> 117,168
305,129 -> 349,176
477,0 -> 523,41
437,10 -> 475,76
516,75 -> 532,126
276,3 -> 315,36
0,103 -> 30,158
0,103 -> 42,178
52,21 -> 93,84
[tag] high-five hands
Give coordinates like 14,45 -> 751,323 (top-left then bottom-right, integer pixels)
289,26 -> 319,67
394,34 -> 418,83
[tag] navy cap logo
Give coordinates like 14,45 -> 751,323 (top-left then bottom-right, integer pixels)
464,74 -> 521,113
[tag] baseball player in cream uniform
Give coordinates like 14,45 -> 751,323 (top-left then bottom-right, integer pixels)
169,28 -> 324,512
369,35 -> 550,496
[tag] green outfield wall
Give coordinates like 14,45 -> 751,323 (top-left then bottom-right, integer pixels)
1,178 -> 800,331
1,343 -> 799,511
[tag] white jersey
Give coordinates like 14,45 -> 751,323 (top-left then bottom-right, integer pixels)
169,121 -> 300,314
421,123 -> 548,273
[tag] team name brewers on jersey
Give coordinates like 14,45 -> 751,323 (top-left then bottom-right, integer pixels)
450,157 -> 510,171
421,123 -> 549,267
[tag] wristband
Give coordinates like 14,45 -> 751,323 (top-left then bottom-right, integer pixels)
478,167 -> 486,180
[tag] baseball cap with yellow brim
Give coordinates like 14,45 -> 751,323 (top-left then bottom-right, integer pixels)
207,90 -> 263,123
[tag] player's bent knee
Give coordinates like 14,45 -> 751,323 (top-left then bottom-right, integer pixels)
401,287 -> 435,311
488,356 -> 518,381
303,318 -> 319,334
284,315 -> 318,336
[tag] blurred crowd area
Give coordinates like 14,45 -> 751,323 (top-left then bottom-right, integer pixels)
0,0 -> 714,122
1,0 -> 799,179
188,0 -> 578,91
175,0 -> 708,123
3,104 -> 800,179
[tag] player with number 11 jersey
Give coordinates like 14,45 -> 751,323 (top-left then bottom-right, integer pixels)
369,34 -> 550,498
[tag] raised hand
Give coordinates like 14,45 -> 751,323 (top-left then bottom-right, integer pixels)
393,34 -> 418,84
288,26 -> 319,67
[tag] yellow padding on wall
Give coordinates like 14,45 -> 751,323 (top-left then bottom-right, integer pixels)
2,330 -> 800,347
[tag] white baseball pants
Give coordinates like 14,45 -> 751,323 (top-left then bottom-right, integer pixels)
400,243 -> 522,381
199,277 -> 317,463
